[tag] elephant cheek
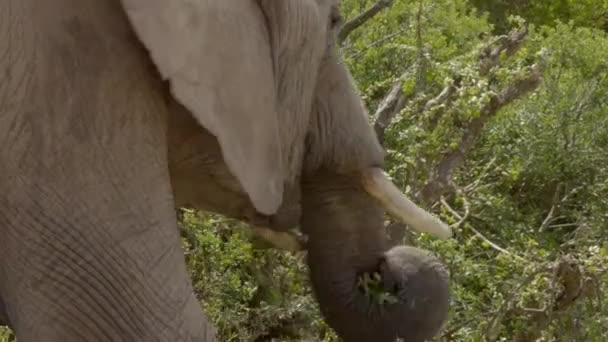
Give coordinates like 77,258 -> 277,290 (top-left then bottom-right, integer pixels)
300,173 -> 449,342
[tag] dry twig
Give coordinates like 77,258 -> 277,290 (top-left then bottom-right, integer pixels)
440,193 -> 525,261
484,263 -> 552,341
338,0 -> 394,44
539,186 -> 581,232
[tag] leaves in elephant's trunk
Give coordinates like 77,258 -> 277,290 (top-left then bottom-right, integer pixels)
356,271 -> 399,305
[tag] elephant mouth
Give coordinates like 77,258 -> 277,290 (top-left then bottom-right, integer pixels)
356,268 -> 401,307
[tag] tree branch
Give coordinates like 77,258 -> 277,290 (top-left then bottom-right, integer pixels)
513,256 -> 587,342
373,79 -> 408,145
369,26 -> 541,245
439,192 -> 470,231
463,157 -> 497,193
483,251 -> 597,342
373,0 -> 426,145
484,264 -> 553,341
539,184 -> 571,232
338,0 -> 394,44
478,26 -> 529,76
419,59 -> 544,204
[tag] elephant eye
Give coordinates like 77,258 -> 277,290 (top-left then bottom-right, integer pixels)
329,8 -> 343,28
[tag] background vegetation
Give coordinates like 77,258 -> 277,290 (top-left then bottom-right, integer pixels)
2,0 -> 607,341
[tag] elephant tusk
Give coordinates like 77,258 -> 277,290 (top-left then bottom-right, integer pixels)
361,168 -> 453,240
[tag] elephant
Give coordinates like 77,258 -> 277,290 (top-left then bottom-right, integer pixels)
0,0 -> 452,341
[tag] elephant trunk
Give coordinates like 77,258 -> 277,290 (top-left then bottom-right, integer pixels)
301,170 -> 450,342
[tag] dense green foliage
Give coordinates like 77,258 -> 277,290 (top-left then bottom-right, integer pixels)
179,210 -> 339,341
2,0 -> 606,341
470,0 -> 608,33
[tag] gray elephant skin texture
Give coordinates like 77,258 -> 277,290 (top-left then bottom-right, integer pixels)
0,0 -> 451,341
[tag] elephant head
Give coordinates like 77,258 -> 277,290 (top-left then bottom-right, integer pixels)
168,89 -> 451,342
150,1 -> 453,340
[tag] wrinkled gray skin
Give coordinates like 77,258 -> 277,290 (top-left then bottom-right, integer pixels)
0,0 -> 449,341
168,101 -> 302,232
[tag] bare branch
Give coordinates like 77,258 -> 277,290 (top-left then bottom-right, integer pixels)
423,81 -> 458,112
478,26 -> 528,76
539,186 -> 581,232
373,81 -> 407,145
418,79 -> 460,133
513,256 -> 586,342
539,184 -> 563,232
484,264 -> 553,341
343,27 -> 411,59
440,198 -> 461,220
463,157 -> 497,193
539,205 -> 558,231
338,0 -> 394,44
441,196 -> 525,261
469,225 -> 526,262
439,190 -> 470,230
451,191 -> 470,230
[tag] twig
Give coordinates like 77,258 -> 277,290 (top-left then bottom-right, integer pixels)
539,206 -> 557,232
423,80 -> 458,112
413,0 -> 426,93
513,256 -> 586,341
373,79 -> 408,145
439,192 -> 469,230
548,223 -> 580,229
539,184 -> 562,232
440,316 -> 480,340
470,226 -> 526,262
539,186 -> 581,232
342,26 -> 411,60
338,0 -> 394,44
463,157 -> 497,193
440,195 -> 524,261
484,263 -> 553,341
453,191 -> 470,230
478,26 -> 529,76
440,198 -> 462,220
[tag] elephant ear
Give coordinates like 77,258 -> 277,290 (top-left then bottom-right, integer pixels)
122,0 -> 284,215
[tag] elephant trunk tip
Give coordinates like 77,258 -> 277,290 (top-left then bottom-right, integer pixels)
314,245 -> 450,342
361,168 -> 452,240
357,245 -> 450,341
